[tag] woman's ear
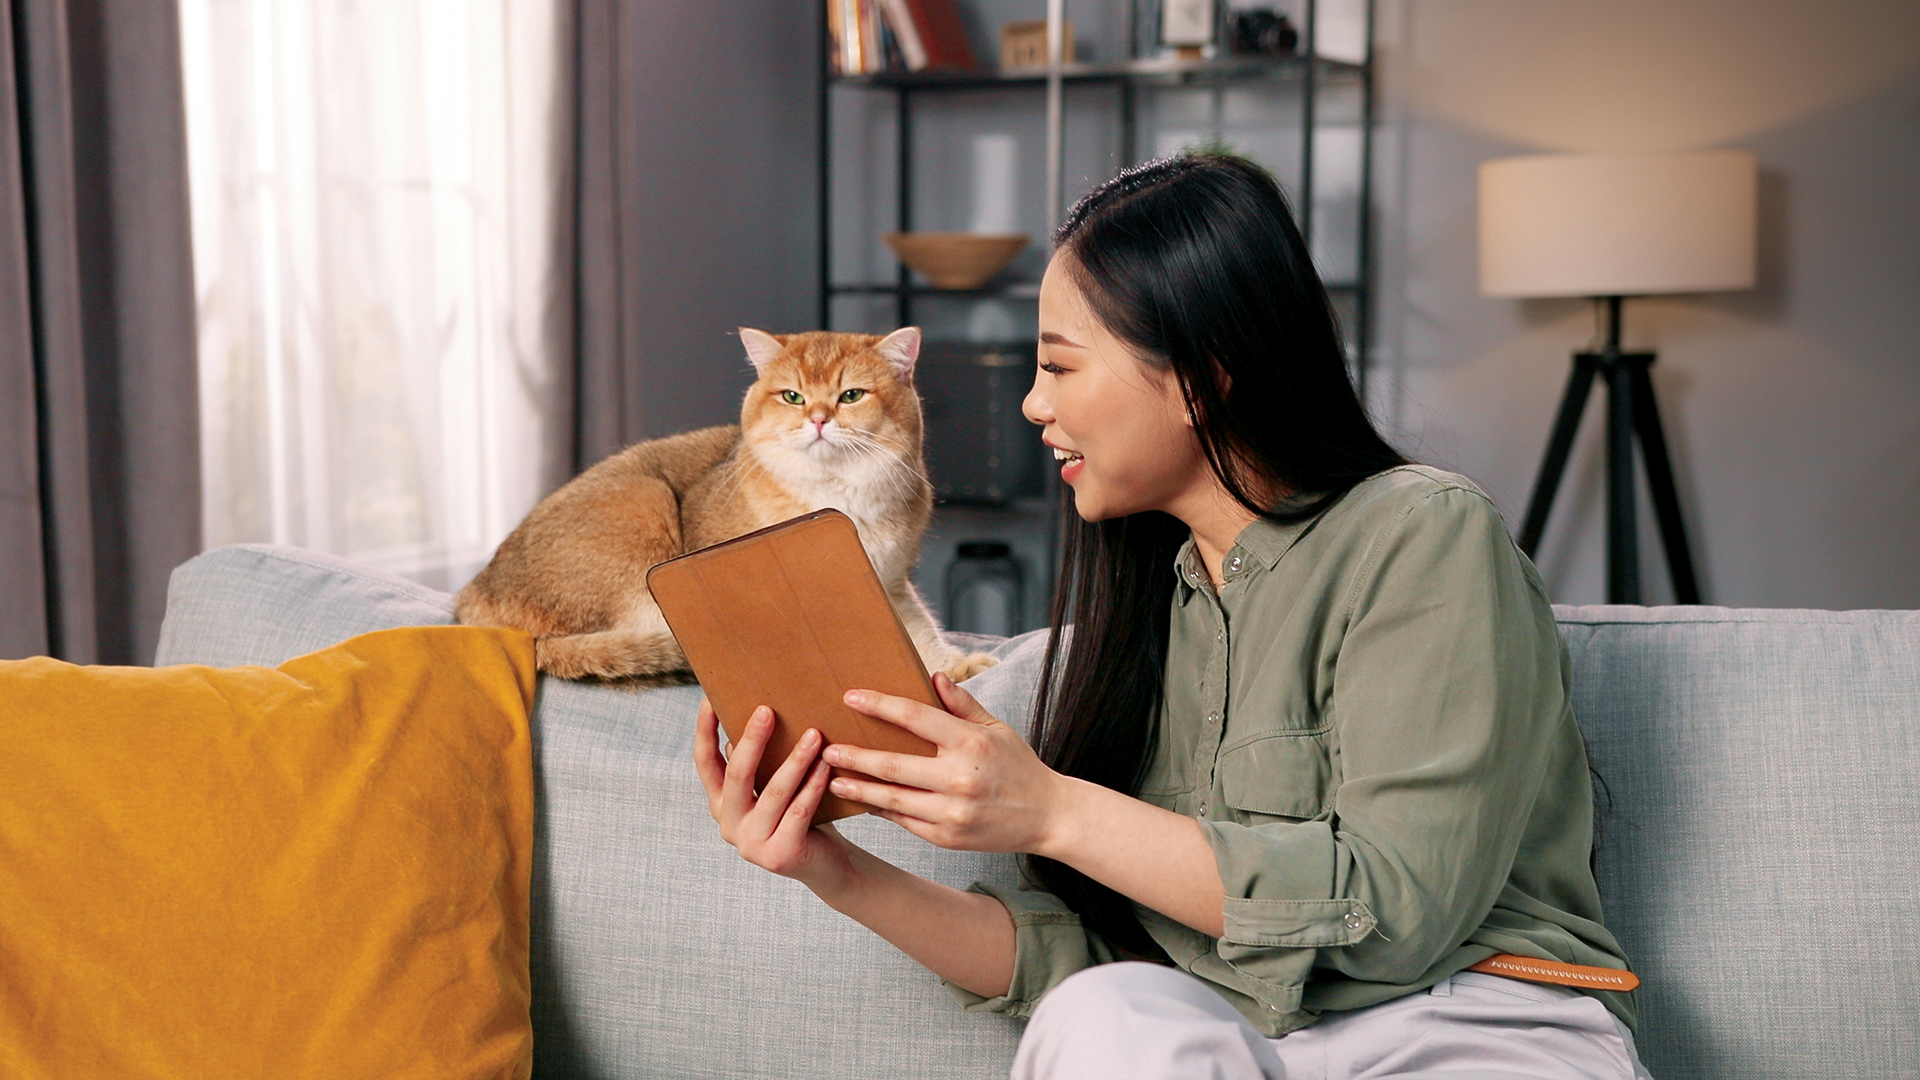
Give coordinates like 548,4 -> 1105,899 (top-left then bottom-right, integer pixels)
739,328 -> 784,374
874,326 -> 922,379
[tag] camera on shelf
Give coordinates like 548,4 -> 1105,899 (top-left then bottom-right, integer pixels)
1229,8 -> 1298,56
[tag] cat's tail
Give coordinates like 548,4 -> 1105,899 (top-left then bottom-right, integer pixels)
535,630 -> 687,681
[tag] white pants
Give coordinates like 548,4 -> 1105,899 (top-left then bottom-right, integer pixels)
1011,963 -> 1656,1080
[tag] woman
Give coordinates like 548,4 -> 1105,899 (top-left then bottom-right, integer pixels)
693,154 -> 1652,1080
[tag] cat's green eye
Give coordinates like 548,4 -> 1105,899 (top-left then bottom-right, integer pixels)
839,389 -> 867,404
780,390 -> 805,406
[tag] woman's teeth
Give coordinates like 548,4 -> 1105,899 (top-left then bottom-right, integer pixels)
1052,447 -> 1084,463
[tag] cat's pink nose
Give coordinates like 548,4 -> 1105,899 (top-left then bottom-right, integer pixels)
811,418 -> 828,434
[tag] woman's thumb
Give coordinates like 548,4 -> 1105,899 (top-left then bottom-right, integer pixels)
935,671 -> 994,724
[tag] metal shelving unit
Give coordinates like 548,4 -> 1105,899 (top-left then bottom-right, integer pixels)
815,1 -> 1376,634
817,2 -> 1375,363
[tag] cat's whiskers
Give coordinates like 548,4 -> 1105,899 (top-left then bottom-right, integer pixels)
836,430 -> 933,508
704,453 -> 753,509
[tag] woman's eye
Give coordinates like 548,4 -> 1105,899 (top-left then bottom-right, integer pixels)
780,390 -> 805,405
1039,362 -> 1067,375
839,389 -> 866,404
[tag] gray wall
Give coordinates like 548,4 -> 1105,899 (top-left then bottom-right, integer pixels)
619,0 -> 821,436
634,0 -> 1918,611
1367,0 -> 1920,609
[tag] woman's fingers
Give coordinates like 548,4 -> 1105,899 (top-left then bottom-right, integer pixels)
932,671 -> 997,725
843,687 -> 984,747
749,728 -> 823,830
772,758 -> 833,845
870,807 -> 944,846
821,742 -> 944,790
829,774 -> 947,821
693,698 -> 727,815
721,706 -> 775,822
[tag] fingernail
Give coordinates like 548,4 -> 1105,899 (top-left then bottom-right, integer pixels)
802,728 -> 821,747
822,745 -> 843,765
829,779 -> 852,795
753,707 -> 773,725
844,690 -> 867,706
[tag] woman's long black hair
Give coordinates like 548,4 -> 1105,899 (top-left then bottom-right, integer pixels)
1029,153 -> 1409,954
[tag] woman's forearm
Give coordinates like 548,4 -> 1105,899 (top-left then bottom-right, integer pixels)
1038,777 -> 1227,939
809,831 -> 1017,999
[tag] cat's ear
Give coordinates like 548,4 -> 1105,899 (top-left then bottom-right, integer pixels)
874,326 -> 922,379
739,328 -> 785,374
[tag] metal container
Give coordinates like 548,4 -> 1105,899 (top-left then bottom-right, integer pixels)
945,540 -> 1027,638
915,341 -> 1042,505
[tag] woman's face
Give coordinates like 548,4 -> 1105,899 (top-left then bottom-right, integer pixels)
1023,252 -> 1209,522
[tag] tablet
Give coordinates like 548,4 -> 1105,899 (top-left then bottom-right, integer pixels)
647,509 -> 940,823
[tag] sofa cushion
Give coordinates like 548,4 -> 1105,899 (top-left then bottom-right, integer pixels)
158,545 -> 1033,1080
1565,604 -> 1920,1080
0,625 -> 538,1080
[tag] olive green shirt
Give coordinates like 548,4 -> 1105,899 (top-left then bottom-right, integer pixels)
949,466 -> 1635,1036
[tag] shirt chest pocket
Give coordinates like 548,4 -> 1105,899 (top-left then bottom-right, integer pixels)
1218,728 -> 1334,822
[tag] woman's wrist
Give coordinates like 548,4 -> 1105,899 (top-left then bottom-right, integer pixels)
1030,772 -> 1099,864
796,826 -> 868,906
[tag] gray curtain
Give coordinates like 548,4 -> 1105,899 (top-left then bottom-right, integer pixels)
0,0 -> 198,665
569,0 -> 820,472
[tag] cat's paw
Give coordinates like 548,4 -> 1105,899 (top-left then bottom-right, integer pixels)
942,652 -> 999,683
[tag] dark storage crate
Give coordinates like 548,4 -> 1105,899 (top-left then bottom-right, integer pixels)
915,342 -> 1043,505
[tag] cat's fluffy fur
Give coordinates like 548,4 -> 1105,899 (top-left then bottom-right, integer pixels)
456,326 -> 996,684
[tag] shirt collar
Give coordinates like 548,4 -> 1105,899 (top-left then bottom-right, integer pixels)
1171,493 -> 1328,596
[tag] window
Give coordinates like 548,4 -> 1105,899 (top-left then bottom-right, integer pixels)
180,0 -> 568,588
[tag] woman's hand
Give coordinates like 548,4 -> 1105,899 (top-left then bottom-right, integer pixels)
693,698 -> 854,892
693,692 -> 1022,998
825,672 -> 1069,855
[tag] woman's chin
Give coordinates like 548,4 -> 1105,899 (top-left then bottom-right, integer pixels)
1066,486 -> 1122,523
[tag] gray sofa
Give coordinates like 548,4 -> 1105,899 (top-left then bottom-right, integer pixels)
154,544 -> 1920,1080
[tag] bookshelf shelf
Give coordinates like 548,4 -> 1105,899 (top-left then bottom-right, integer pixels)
825,278 -> 1362,299
830,52 -> 1364,90
818,1 -> 1377,370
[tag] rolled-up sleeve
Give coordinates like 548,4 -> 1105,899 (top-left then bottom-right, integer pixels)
1201,487 -> 1567,989
942,881 -> 1118,1018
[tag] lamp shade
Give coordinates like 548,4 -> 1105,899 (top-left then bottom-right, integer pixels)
1478,150 -> 1757,298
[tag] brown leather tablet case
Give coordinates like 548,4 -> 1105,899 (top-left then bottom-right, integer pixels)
646,509 -> 939,823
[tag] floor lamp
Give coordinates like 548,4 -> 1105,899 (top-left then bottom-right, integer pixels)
1479,150 -> 1758,604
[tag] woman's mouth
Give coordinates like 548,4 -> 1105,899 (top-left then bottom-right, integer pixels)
1052,446 -> 1085,482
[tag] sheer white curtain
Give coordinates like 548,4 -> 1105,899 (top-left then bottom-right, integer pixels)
180,0 -> 570,590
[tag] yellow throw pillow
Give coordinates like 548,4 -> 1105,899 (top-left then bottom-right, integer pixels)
0,626 -> 538,1080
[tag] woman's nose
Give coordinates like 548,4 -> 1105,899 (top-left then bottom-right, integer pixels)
1022,380 -> 1050,426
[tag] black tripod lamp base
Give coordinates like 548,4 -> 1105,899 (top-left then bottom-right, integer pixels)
1517,348 -> 1702,606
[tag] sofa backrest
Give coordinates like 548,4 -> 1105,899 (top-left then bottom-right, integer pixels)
156,546 -> 1920,1080
1562,605 -> 1920,1080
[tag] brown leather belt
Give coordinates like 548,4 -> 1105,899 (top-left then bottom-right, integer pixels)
1466,953 -> 1641,992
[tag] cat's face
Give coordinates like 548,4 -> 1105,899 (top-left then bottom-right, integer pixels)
737,328 -> 924,476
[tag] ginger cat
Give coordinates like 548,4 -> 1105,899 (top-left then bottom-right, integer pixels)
456,326 -> 997,685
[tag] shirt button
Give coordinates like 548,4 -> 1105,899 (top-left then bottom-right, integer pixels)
1345,913 -> 1366,930
1216,629 -> 1224,643
1207,712 -> 1219,724
1228,555 -> 1243,572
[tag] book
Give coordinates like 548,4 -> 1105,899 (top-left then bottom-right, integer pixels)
900,0 -> 976,70
647,509 -> 940,824
859,0 -> 882,75
826,0 -> 846,74
837,0 -> 864,75
878,0 -> 928,71
879,13 -> 907,73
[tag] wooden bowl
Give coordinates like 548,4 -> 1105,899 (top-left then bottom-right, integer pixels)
883,232 -> 1029,290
